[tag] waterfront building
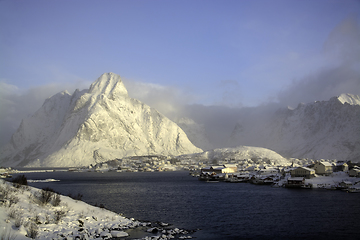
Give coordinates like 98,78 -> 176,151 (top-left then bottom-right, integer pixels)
314,161 -> 333,175
290,167 -> 315,179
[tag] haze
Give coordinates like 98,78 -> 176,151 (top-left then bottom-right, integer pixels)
0,0 -> 359,148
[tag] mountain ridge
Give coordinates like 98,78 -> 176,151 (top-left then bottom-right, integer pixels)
230,93 -> 360,162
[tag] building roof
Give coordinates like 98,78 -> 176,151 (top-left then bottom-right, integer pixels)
319,161 -> 333,167
223,164 -> 237,168
297,166 -> 315,172
336,162 -> 348,166
341,181 -> 352,184
211,166 -> 225,170
201,166 -> 212,170
259,168 -> 278,172
288,177 -> 305,181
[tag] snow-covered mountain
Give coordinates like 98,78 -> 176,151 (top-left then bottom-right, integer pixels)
0,73 -> 202,167
230,94 -> 360,162
175,117 -> 213,151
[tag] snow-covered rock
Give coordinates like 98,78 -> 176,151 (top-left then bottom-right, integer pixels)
0,73 -> 202,167
230,94 -> 360,162
0,179 -> 136,240
337,93 -> 360,105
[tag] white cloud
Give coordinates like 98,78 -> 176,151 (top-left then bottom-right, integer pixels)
0,80 -> 90,147
122,78 -> 195,120
277,15 -> 360,107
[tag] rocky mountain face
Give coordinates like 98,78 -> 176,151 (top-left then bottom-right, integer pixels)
0,73 -> 202,167
230,94 -> 360,162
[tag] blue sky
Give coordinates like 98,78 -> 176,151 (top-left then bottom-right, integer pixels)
1,0 -> 359,105
0,0 -> 360,146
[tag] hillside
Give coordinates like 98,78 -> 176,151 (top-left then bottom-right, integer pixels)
182,145 -> 290,166
230,94 -> 360,162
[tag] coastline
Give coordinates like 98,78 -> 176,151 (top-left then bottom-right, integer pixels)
0,178 -> 194,239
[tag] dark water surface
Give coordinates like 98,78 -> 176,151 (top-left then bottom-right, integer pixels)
15,170 -> 360,240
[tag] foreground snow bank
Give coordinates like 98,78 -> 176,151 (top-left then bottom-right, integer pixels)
0,179 -> 196,240
0,179 -> 139,239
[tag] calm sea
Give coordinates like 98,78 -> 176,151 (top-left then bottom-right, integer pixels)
14,170 -> 360,240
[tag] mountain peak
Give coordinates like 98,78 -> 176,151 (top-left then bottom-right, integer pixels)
0,72 -> 202,167
89,72 -> 128,98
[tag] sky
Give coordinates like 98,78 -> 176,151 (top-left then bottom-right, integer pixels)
0,0 -> 360,148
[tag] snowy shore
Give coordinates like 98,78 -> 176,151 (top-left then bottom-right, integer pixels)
0,179 -> 194,240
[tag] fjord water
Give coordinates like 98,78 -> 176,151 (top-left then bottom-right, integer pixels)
20,171 -> 359,240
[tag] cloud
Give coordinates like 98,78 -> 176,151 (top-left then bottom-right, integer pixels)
215,80 -> 243,108
122,78 -> 195,120
277,65 -> 360,107
179,104 -> 241,148
277,15 -> 360,107
323,14 -> 360,64
0,80 -> 90,147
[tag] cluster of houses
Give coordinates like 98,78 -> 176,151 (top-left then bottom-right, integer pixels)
285,161 -> 360,189
194,161 -> 360,191
197,164 -> 238,181
288,161 -> 360,179
82,155 -> 182,172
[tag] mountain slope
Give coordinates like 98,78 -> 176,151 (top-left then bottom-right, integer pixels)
0,73 -> 202,167
230,94 -> 360,162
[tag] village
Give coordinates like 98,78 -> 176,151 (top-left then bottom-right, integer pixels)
192,160 -> 360,192
2,155 -> 360,193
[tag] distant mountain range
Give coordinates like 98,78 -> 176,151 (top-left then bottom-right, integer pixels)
0,73 -> 202,167
1,72 -> 358,167
229,93 -> 360,162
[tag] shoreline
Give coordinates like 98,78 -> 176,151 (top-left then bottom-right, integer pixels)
0,178 -> 195,240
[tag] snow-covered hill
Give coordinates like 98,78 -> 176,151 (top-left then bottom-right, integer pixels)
181,146 -> 290,166
230,94 -> 360,162
0,73 -> 202,167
